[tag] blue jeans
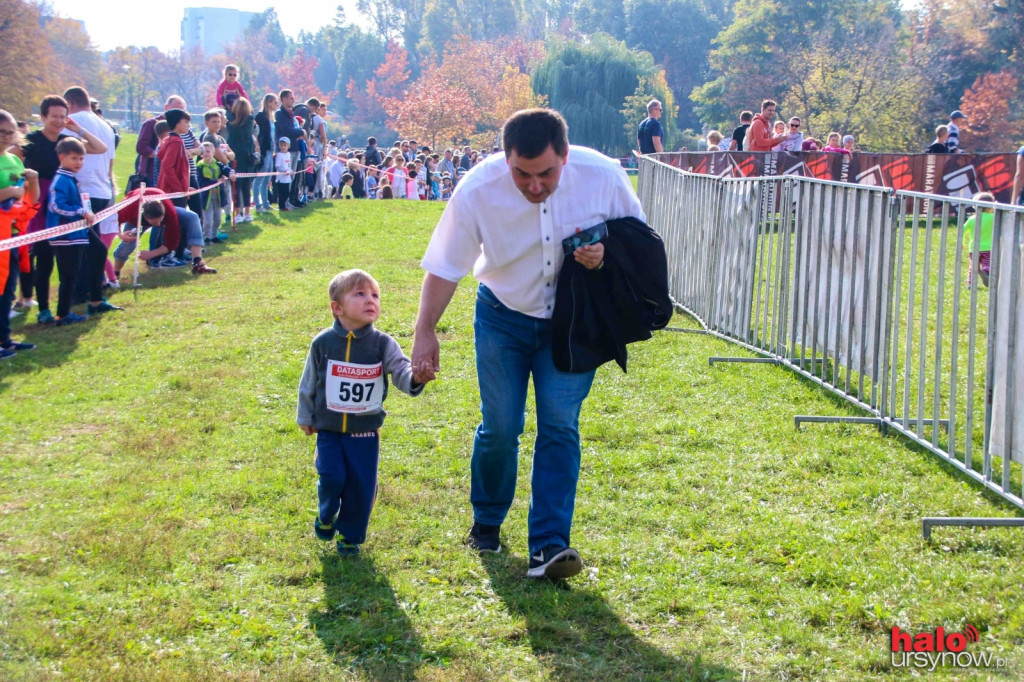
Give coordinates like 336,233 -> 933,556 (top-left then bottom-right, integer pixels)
315,430 -> 380,545
471,284 -> 596,554
253,151 -> 273,209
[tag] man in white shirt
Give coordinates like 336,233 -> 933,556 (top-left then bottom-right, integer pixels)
63,86 -> 121,311
411,108 -> 644,579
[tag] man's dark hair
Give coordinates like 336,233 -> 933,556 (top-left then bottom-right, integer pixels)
306,97 -> 320,109
501,108 -> 569,159
40,95 -> 68,118
367,136 -> 377,146
760,99 -> 777,111
279,89 -> 293,101
740,111 -> 753,123
142,200 -> 165,221
62,86 -> 90,109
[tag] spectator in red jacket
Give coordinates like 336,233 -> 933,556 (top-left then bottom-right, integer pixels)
748,99 -> 788,152
157,109 -> 191,203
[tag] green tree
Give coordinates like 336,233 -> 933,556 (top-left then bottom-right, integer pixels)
532,34 -> 670,155
691,0 -> 837,127
624,0 -> 717,131
782,12 -> 926,151
574,0 -> 627,40
335,29 -> 388,119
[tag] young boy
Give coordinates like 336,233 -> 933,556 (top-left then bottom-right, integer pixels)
196,141 -> 234,243
297,269 -> 430,555
157,109 -> 191,203
963,191 -> 995,288
364,165 -> 379,199
339,172 -> 354,199
274,137 -> 293,212
45,137 -> 95,326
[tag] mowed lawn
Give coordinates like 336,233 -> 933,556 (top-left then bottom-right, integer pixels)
1,140 -> 1023,681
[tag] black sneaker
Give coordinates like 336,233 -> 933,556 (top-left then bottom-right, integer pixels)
526,545 -> 582,579
466,522 -> 502,554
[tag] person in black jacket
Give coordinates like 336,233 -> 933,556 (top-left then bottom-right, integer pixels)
275,90 -> 304,207
253,93 -> 279,211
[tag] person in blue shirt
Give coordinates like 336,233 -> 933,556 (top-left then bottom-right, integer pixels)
637,99 -> 664,154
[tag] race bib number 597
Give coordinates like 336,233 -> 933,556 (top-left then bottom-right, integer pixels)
325,360 -> 384,414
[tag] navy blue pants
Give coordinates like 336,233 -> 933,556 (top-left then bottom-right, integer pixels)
315,430 -> 380,545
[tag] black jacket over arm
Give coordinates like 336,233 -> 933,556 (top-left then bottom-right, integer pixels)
551,216 -> 673,373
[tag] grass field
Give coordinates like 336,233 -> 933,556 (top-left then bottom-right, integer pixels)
2,138 -> 1023,680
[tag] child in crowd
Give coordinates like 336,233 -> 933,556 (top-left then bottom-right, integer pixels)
405,162 -> 417,200
822,132 -> 849,155
196,141 -> 234,244
365,166 -> 379,199
43,138 -> 95,326
0,109 -> 39,358
215,64 -> 250,109
274,137 -> 293,212
963,191 -> 995,288
297,269 -> 429,555
157,109 -> 191,203
339,173 -> 354,199
441,174 -> 453,201
327,156 -> 344,198
305,157 -> 318,198
379,183 -> 393,199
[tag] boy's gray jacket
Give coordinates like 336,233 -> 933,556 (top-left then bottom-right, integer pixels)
297,321 -> 422,433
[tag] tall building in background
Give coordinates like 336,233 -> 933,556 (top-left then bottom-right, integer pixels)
181,7 -> 259,56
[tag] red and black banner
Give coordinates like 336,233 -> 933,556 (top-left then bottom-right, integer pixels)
653,151 -> 1020,205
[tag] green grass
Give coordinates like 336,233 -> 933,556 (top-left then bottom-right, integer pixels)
2,144 -> 1024,680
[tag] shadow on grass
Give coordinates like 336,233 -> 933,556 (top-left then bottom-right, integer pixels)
482,554 -> 739,681
310,552 -> 423,681
0,313 -> 91,391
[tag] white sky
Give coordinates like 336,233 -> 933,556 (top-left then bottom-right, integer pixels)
46,1 -> 366,53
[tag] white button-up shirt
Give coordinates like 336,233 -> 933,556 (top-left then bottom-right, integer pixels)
421,145 -> 645,319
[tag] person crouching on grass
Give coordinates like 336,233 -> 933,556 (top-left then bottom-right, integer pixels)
296,269 -> 432,556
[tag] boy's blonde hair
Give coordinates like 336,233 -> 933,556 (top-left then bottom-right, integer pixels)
974,191 -> 996,211
329,269 -> 379,304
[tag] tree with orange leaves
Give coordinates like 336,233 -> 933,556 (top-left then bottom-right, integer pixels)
959,70 -> 1024,152
279,48 -> 337,103
381,66 -> 478,149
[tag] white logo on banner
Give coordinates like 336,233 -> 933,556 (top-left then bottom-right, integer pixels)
856,165 -> 886,187
942,165 -> 980,200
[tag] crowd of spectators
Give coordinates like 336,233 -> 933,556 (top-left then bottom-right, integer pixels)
0,65 -> 510,357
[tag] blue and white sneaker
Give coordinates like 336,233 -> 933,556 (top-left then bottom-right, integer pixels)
526,545 -> 582,579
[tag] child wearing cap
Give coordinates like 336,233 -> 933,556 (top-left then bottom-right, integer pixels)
274,137 -> 292,212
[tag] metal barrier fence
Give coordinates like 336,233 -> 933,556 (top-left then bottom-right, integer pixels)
638,156 -> 1024,521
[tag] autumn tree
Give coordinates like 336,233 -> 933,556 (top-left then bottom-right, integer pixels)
959,70 -> 1024,152
0,0 -> 52,117
382,66 -> 478,148
346,41 -> 410,141
335,29 -> 387,118
279,48 -> 337,103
